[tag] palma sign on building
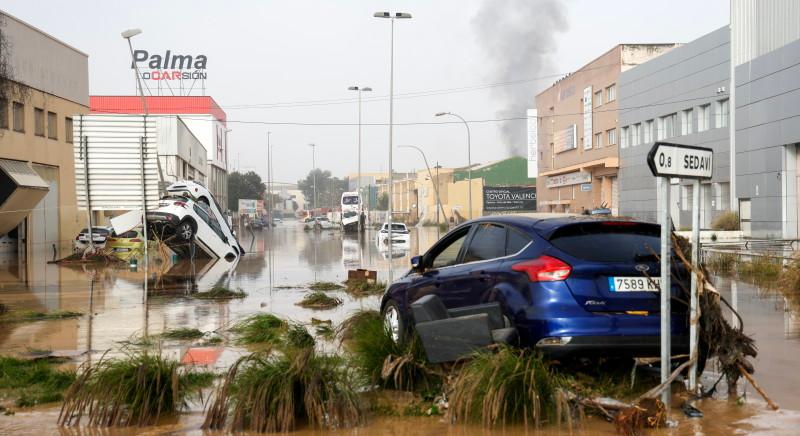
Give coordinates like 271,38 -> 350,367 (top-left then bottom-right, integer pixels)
131,50 -> 208,80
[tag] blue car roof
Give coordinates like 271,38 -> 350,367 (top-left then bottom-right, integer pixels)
467,215 -> 657,239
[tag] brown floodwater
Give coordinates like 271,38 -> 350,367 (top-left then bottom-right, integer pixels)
0,222 -> 799,434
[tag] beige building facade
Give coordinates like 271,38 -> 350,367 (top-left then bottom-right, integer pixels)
535,44 -> 677,214
0,11 -> 89,260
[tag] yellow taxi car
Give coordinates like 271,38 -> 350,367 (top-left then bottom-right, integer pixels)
106,229 -> 145,260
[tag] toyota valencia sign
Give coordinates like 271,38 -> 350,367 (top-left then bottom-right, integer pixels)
483,186 -> 537,212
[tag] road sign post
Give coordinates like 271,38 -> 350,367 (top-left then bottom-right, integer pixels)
647,142 -> 713,406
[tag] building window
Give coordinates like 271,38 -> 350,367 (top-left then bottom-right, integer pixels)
715,98 -> 729,128
12,101 -> 24,132
47,111 -> 57,139
697,104 -> 710,132
65,117 -> 74,143
681,108 -> 693,135
34,108 -> 45,136
620,126 -> 629,149
644,119 -> 654,143
594,90 -> 602,107
0,99 -> 8,129
607,128 -> 617,145
632,123 -> 641,146
594,132 -> 602,148
606,84 -> 616,102
658,113 -> 676,140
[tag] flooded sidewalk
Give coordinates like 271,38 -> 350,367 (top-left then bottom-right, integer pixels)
1,223 -> 799,434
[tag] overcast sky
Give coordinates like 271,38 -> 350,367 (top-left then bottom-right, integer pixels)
4,0 -> 728,185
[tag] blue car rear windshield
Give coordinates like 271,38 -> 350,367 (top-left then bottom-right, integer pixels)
548,222 -> 660,262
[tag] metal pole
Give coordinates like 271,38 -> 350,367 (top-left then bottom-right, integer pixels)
79,116 -> 94,251
435,163 -> 441,232
267,132 -> 272,218
309,144 -> 317,211
659,177 -> 672,406
689,179 -> 701,393
357,89 -> 362,233
400,146 -> 446,239
387,17 -> 395,282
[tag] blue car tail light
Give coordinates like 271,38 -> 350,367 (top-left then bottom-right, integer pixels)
511,255 -> 572,282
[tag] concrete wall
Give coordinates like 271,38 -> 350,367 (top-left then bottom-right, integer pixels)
618,27 -> 731,227
2,11 -> 89,106
734,36 -> 800,239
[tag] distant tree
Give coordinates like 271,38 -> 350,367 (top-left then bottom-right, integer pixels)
297,169 -> 348,210
228,171 -> 266,211
376,192 -> 389,211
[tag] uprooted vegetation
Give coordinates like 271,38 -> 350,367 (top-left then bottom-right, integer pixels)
344,279 -> 386,297
343,310 -> 440,391
203,328 -> 362,432
0,309 -> 82,323
58,349 -> 213,427
308,281 -> 344,291
0,356 -> 76,407
296,291 -> 343,309
230,313 -> 288,346
160,328 -> 205,340
193,285 -> 247,300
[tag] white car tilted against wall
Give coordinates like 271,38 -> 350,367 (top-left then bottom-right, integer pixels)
146,181 -> 242,261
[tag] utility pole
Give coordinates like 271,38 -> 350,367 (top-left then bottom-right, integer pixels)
374,11 -> 412,283
308,143 -> 317,212
267,132 -> 271,222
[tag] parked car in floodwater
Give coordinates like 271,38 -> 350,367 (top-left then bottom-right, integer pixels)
74,227 -> 113,252
381,215 -> 702,368
106,229 -> 145,259
376,222 -> 410,245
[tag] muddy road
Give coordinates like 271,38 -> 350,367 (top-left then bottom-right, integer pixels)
1,222 -> 799,434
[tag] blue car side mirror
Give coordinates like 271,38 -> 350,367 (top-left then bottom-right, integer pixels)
411,255 -> 422,269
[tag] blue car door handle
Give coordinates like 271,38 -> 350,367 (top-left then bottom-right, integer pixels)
471,271 -> 490,282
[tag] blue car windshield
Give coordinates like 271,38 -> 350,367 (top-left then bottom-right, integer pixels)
548,222 -> 660,262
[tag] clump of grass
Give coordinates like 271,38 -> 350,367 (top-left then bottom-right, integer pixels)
315,324 -> 336,340
0,310 -> 83,322
737,254 -> 783,285
449,346 -> 561,428
337,310 -> 381,342
231,313 -> 288,346
706,252 -> 737,275
711,211 -> 740,231
285,324 -> 316,349
778,255 -> 800,302
59,349 -> 207,427
201,336 -> 224,346
160,328 -> 205,340
344,310 -> 439,391
203,348 -> 362,432
0,356 -> 75,407
194,285 -> 247,300
309,281 -> 344,291
296,291 -> 343,309
344,279 -> 386,297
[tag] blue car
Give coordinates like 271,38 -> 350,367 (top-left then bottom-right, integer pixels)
381,215 -> 694,361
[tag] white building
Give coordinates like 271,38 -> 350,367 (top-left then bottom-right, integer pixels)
89,96 -> 229,209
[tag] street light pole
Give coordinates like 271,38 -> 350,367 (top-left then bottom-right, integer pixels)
375,11 -> 412,283
308,143 -> 317,211
267,131 -> 272,220
436,111 -> 472,220
348,86 -> 372,233
398,145 -> 447,239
